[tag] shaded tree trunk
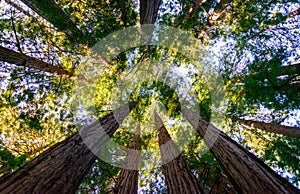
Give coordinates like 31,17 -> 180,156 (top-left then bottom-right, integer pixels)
139,0 -> 162,45
233,63 -> 300,85
139,0 -> 162,25
4,0 -> 31,17
19,0 -> 91,45
0,46 -> 73,77
210,173 -> 235,194
0,102 -> 136,194
237,119 -> 300,138
277,63 -> 300,77
113,125 -> 141,194
154,111 -> 207,194
181,106 -> 300,194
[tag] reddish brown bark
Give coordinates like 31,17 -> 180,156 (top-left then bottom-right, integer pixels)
113,126 -> 141,194
237,119 -> 300,138
0,46 -> 73,77
154,112 -> 207,194
210,175 -> 235,194
140,0 -> 162,24
0,102 -> 136,194
182,106 -> 300,194
19,0 -> 87,44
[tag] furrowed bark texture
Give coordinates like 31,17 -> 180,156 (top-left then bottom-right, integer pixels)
113,126 -> 141,194
154,112 -> 207,194
140,0 -> 162,24
0,102 -> 137,194
238,119 -> 300,138
210,175 -> 235,194
0,46 -> 73,77
182,106 -> 300,194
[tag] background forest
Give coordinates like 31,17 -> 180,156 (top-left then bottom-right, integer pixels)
0,0 -> 299,193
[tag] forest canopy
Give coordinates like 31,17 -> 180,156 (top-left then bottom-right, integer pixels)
0,0 -> 299,193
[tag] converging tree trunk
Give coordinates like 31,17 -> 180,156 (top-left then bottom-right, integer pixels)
154,111 -> 207,194
237,119 -> 300,138
181,106 -> 300,194
113,125 -> 141,194
0,102 -> 136,194
139,0 -> 162,25
19,0 -> 88,44
139,0 -> 162,45
210,173 -> 235,194
0,46 -> 73,77
277,63 -> 300,77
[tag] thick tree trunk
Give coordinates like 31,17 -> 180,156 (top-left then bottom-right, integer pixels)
0,102 -> 136,194
4,0 -> 31,17
139,0 -> 162,25
277,63 -> 300,76
0,46 -> 73,77
237,119 -> 300,138
154,112 -> 207,194
210,174 -> 235,194
113,126 -> 141,194
19,0 -> 90,44
181,106 -> 300,194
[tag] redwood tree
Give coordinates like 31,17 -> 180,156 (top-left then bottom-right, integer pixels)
182,106 -> 300,194
237,119 -> 300,138
0,46 -> 73,77
0,102 -> 136,194
154,111 -> 207,194
113,125 -> 141,194
140,0 -> 162,25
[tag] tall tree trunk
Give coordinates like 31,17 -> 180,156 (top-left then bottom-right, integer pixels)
210,173 -> 235,194
181,106 -> 300,194
0,102 -> 136,194
154,111 -> 207,194
19,0 -> 90,45
113,125 -> 141,194
277,63 -> 300,77
234,62 -> 300,85
4,0 -> 31,17
0,46 -> 73,77
139,0 -> 162,25
237,119 -> 300,138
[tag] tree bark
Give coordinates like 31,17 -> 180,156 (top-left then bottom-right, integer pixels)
0,46 -> 73,77
0,102 -> 137,194
4,0 -> 31,17
19,0 -> 90,45
237,119 -> 300,138
210,174 -> 235,194
139,0 -> 162,25
113,125 -> 141,194
181,106 -> 300,194
277,63 -> 300,77
154,111 -> 207,194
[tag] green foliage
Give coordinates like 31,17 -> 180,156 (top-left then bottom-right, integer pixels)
77,159 -> 121,194
1,0 -> 300,192
0,148 -> 27,175
265,136 -> 300,186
